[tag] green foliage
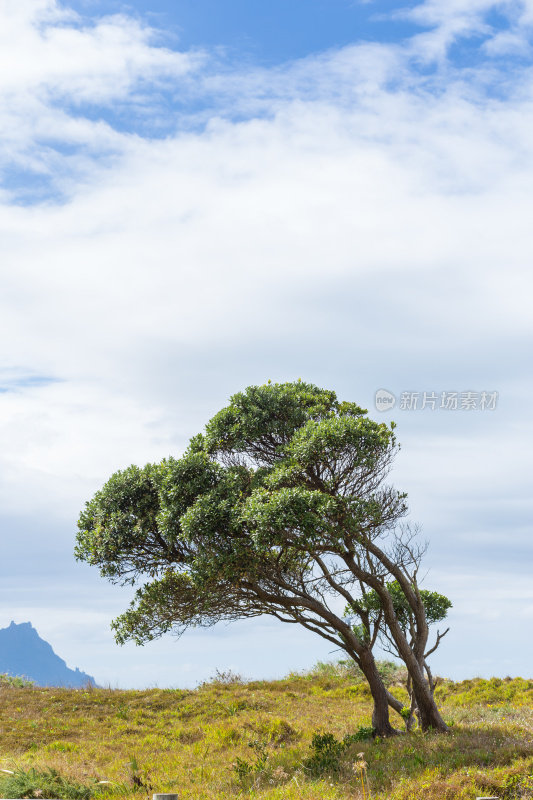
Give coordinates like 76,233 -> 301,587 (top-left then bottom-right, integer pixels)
344,581 -> 451,662
232,755 -> 253,781
203,381 -> 366,461
0,673 -> 34,688
436,676 -> 533,706
127,754 -> 152,792
375,660 -> 409,687
303,727 -> 373,776
0,767 -> 94,799
343,726 -> 375,743
345,580 -> 451,632
254,717 -> 300,743
502,770 -> 533,799
304,732 -> 345,775
208,668 -> 245,686
75,381 -> 401,650
75,380 -> 451,735
300,658 -> 407,688
45,741 -> 80,753
232,739 -> 269,785
301,659 -> 362,680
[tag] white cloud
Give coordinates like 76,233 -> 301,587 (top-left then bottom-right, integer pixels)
0,0 -> 532,684
483,28 -> 533,54
398,0 -> 533,64
0,0 -> 196,97
0,0 -> 201,188
1,1 -> 532,499
0,380 -> 175,521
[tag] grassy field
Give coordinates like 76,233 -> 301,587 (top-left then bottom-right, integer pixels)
1,665 -> 533,800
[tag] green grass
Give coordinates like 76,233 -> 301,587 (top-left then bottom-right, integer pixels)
1,667 -> 532,799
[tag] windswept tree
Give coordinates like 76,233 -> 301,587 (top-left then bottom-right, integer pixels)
76,381 -> 449,735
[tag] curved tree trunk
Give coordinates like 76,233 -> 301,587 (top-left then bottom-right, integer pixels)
375,595 -> 448,732
386,688 -> 413,729
392,636 -> 448,732
358,649 -> 401,737
411,675 -> 448,731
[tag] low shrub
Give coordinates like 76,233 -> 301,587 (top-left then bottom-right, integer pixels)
0,673 -> 34,688
303,727 -> 374,777
0,767 -> 94,799
298,658 -> 408,687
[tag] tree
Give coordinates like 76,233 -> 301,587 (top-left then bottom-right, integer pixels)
75,381 -> 449,735
345,579 -> 451,729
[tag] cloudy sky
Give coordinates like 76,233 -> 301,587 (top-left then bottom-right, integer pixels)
0,0 -> 532,689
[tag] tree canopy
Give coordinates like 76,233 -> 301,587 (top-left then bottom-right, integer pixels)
76,380 -> 450,735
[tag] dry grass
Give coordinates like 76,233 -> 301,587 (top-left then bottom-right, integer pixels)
1,669 -> 532,799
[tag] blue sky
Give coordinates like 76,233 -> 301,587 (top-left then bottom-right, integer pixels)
0,0 -> 532,688
68,0 -> 422,64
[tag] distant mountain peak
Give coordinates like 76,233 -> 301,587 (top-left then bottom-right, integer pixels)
0,621 -> 97,688
9,620 -> 37,635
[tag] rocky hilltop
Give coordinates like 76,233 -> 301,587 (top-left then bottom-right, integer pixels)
0,621 -> 96,687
